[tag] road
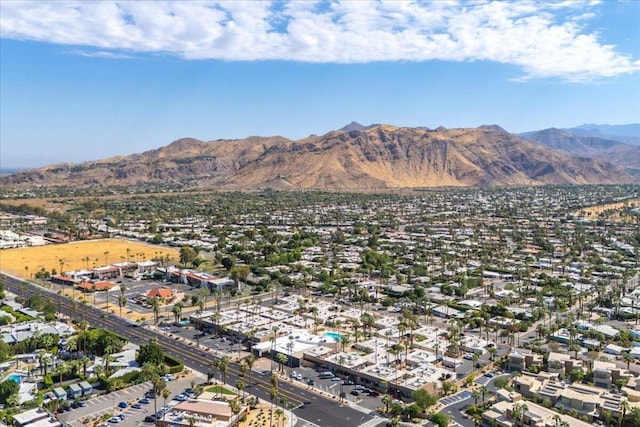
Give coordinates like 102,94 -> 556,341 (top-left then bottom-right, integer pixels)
1,273 -> 375,427
438,372 -> 511,427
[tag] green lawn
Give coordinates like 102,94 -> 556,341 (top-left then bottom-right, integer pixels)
206,385 -> 237,395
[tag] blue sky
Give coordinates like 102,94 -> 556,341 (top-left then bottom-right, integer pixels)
1,1 -> 639,168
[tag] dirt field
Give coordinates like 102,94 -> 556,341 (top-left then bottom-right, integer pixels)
0,238 -> 179,278
574,198 -> 640,222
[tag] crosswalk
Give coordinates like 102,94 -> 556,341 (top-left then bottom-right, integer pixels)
358,416 -> 385,427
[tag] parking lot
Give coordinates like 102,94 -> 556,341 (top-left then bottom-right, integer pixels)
82,278 -> 198,322
58,376 -> 200,427
282,365 -> 386,411
438,390 -> 472,407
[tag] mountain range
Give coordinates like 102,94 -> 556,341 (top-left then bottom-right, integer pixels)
519,126 -> 640,177
2,124 -> 637,191
563,124 -> 640,146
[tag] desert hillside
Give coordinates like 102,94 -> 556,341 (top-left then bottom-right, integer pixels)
2,125 -> 636,190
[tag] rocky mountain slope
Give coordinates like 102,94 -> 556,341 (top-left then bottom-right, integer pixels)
519,128 -> 640,175
2,125 -> 636,190
564,124 -> 640,146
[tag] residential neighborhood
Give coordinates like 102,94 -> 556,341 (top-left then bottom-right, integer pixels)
0,185 -> 639,427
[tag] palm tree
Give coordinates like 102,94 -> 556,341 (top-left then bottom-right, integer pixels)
512,402 -> 529,427
472,389 -> 480,405
173,302 -> 184,323
149,298 -> 160,324
161,388 -> 171,424
235,379 -> 245,402
353,319 -> 361,343
276,353 -> 288,373
218,356 -> 229,388
619,398 -> 630,427
623,352 -> 633,370
382,394 -> 392,414
275,408 -> 285,427
269,385 -> 279,427
311,306 -> 320,334
117,295 -> 127,317
245,354 -> 255,388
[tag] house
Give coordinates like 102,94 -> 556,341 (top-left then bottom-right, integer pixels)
67,383 -> 82,400
547,352 -> 583,378
77,281 -> 117,293
604,344 -> 624,356
592,360 -> 628,390
507,349 -> 542,372
483,398 -> 594,427
91,266 -> 121,280
13,408 -> 61,427
146,287 -> 173,302
52,387 -> 67,401
79,381 -> 93,396
157,399 -> 246,426
432,304 -> 462,319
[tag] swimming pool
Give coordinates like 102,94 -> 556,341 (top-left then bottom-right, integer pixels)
7,374 -> 22,384
323,332 -> 343,341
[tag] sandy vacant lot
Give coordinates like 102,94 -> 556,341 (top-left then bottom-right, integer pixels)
574,198 -> 640,222
0,238 -> 179,278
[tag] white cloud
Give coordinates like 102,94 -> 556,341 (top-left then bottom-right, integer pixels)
1,0 -> 638,81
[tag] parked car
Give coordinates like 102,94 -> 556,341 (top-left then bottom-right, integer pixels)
343,380 -> 354,385
139,398 -> 151,404
350,390 -> 359,396
108,417 -> 120,424
132,403 -> 142,409
118,402 -> 128,409
144,415 -> 156,423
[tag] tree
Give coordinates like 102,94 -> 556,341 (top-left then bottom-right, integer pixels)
623,352 -> 634,370
137,340 -> 165,366
512,402 -> 529,427
230,265 -> 250,286
172,302 -> 184,323
245,353 -> 255,390
412,389 -> 437,410
162,387 -> 171,424
429,412 -> 449,427
117,295 -> 127,317
619,398 -> 630,427
149,298 -> 161,324
0,380 -> 19,404
276,353 -> 288,373
179,246 -> 198,267
235,379 -> 245,401
472,389 -> 481,405
217,356 -> 230,388
269,385 -> 279,427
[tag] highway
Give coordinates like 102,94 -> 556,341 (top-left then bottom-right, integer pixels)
0,273 -> 375,427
